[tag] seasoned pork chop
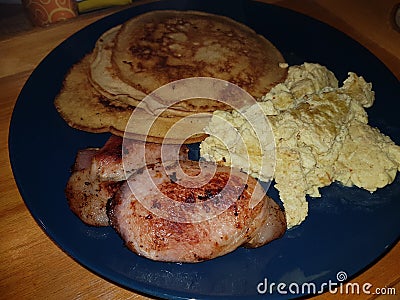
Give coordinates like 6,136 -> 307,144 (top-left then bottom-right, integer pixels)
108,160 -> 286,262
66,135 -> 189,226
66,167 -> 122,226
91,135 -> 189,181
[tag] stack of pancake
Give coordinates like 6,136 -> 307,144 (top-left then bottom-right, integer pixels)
55,10 -> 287,144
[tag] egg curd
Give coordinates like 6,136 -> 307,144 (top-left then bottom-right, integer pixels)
200,63 -> 400,228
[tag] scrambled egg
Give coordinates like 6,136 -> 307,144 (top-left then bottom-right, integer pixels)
200,63 -> 400,228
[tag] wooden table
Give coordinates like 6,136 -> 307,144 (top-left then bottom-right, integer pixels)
1,1 -> 399,299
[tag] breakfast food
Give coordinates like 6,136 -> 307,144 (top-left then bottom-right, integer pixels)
108,160 -> 286,262
90,134 -> 188,181
89,25 -> 146,108
56,9 -> 291,262
66,135 -> 287,261
55,10 -> 287,143
56,8 -> 399,263
201,63 -> 400,228
66,135 -> 189,226
54,54 -> 208,144
112,10 -> 286,104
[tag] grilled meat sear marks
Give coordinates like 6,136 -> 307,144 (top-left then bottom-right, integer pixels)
108,160 -> 286,262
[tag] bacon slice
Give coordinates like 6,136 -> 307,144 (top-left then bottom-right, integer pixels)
66,135 -> 189,226
108,160 -> 286,262
91,135 -> 189,181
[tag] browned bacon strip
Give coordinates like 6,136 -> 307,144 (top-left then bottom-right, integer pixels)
91,135 -> 189,181
108,160 -> 286,262
66,135 -> 189,226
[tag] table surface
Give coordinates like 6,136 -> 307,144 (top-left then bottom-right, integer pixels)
0,1 -> 399,299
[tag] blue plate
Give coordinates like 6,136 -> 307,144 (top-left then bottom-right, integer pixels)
9,0 -> 400,299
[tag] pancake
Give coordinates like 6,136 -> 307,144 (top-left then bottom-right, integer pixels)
89,26 -> 202,118
89,26 -> 232,117
89,19 -> 263,117
54,54 -> 208,144
55,10 -> 287,143
89,25 -> 146,107
112,10 -> 287,114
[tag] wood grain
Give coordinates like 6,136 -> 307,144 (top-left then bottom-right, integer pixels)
0,1 -> 399,299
